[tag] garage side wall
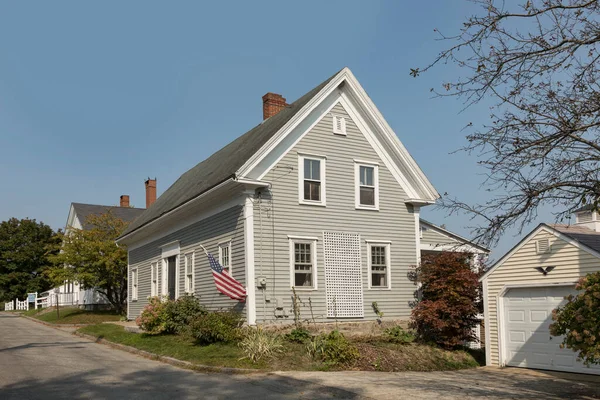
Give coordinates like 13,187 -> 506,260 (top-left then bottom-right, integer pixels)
484,229 -> 600,366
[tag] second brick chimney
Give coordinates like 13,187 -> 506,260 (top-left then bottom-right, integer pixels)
119,195 -> 130,208
262,93 -> 288,120
145,178 -> 157,209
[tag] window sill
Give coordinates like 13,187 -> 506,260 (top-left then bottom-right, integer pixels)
291,287 -> 318,291
299,201 -> 326,207
368,287 -> 391,291
356,206 -> 379,211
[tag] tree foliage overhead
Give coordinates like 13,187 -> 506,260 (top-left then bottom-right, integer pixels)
550,272 -> 600,365
410,252 -> 481,348
414,0 -> 600,246
0,218 -> 58,302
48,211 -> 129,314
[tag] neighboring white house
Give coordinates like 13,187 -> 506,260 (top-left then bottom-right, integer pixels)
117,67 -> 487,326
481,206 -> 600,375
50,194 -> 148,309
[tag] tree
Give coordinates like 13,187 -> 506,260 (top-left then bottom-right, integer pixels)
550,272 -> 600,365
48,212 -> 129,314
410,252 -> 481,348
0,218 -> 58,303
413,0 -> 600,246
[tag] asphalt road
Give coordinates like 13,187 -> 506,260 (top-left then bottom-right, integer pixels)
1,312 -> 599,400
0,313 -> 356,400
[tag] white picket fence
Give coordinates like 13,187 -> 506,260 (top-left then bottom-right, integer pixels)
16,299 -> 28,311
4,301 -> 14,311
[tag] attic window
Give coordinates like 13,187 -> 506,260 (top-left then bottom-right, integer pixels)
536,238 -> 551,254
333,115 -> 346,135
577,211 -> 593,223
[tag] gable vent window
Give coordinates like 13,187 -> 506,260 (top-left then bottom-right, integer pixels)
333,115 -> 347,135
536,238 -> 551,254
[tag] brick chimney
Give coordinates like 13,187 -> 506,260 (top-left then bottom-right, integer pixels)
119,195 -> 130,208
262,93 -> 288,120
145,178 -> 157,209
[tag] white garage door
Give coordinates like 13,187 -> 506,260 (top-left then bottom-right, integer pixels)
503,286 -> 600,375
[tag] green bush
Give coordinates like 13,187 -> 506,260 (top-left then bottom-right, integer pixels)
187,310 -> 243,344
384,325 -> 416,344
306,330 -> 359,365
136,296 -> 170,334
286,327 -> 312,343
163,295 -> 207,334
239,327 -> 283,363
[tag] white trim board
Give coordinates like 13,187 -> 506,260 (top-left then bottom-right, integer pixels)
481,223 -> 600,282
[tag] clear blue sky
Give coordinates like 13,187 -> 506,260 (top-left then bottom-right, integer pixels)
0,1 -> 556,259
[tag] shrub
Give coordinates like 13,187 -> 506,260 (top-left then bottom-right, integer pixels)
410,252 -> 480,348
550,272 -> 600,365
286,327 -> 312,343
306,330 -> 359,365
239,327 -> 284,363
384,325 -> 415,344
163,295 -> 207,334
187,310 -> 243,344
136,296 -> 170,334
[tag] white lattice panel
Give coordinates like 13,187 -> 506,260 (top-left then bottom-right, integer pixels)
323,231 -> 364,318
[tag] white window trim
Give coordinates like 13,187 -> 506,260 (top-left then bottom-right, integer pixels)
367,242 -> 391,290
218,240 -> 232,274
131,268 -> 139,300
355,161 -> 379,210
298,153 -> 327,207
332,114 -> 347,136
150,261 -> 158,297
185,252 -> 195,294
289,236 -> 318,291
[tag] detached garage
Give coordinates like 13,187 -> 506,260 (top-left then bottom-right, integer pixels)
482,207 -> 600,375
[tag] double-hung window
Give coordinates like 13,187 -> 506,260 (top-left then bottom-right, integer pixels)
367,242 -> 391,289
289,237 -> 317,289
150,262 -> 158,296
131,268 -> 139,300
185,253 -> 194,293
355,161 -> 379,210
219,241 -> 232,274
298,154 -> 326,206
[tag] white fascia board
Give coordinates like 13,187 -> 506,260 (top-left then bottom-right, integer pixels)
480,223 -> 600,282
420,243 -> 487,254
420,220 -> 489,253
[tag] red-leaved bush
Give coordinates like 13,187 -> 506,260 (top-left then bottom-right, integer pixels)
410,252 -> 481,348
550,272 -> 600,365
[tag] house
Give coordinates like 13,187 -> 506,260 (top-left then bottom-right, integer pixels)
117,67 -> 486,325
481,206 -> 600,375
44,184 -> 153,309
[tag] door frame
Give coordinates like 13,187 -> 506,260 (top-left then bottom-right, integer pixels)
160,241 -> 180,299
496,281 -> 577,367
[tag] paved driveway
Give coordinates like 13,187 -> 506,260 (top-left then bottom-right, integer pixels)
1,312 -> 599,399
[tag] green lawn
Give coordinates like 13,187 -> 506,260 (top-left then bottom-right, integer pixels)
32,307 -> 121,324
78,324 -> 263,369
77,324 -> 482,372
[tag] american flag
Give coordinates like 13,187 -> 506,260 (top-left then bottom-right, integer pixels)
207,253 -> 246,301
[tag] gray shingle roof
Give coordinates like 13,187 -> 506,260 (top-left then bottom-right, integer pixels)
549,223 -> 600,253
573,204 -> 596,213
121,69 -> 343,238
72,203 -> 146,230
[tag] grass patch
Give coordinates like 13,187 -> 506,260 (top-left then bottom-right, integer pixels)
22,308 -> 44,317
34,307 -> 121,324
78,324 -> 482,372
78,324 -> 263,369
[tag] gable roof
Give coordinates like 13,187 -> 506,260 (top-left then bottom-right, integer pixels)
420,218 -> 490,253
72,203 -> 146,230
480,223 -> 600,281
573,204 -> 595,213
120,69 -> 342,238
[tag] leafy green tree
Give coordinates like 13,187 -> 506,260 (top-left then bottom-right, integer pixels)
411,252 -> 481,348
0,218 -> 58,302
48,212 -> 129,314
550,272 -> 600,365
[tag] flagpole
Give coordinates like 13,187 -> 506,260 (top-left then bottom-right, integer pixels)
198,244 -> 209,256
